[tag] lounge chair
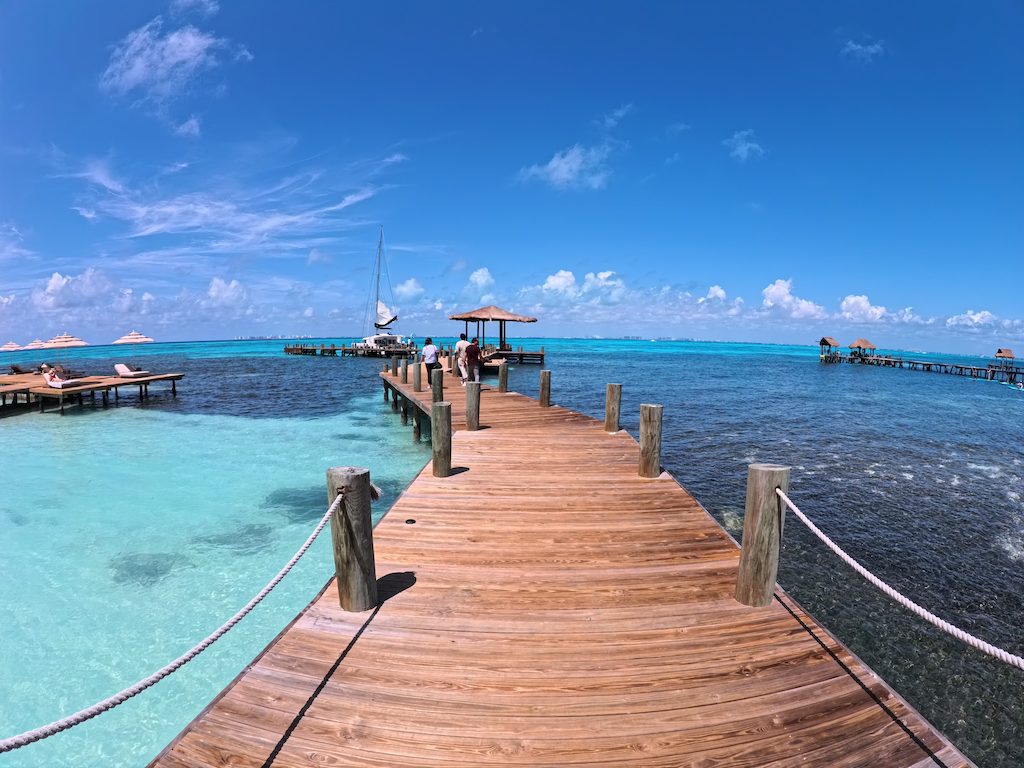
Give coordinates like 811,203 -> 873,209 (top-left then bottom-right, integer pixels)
45,377 -> 84,389
114,363 -> 150,378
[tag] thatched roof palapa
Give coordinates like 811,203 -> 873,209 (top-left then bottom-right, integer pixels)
819,336 -> 840,347
995,348 -> 1014,360
448,305 -> 537,323
849,338 -> 877,350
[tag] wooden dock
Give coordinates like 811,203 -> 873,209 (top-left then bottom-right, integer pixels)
152,363 -> 971,767
824,353 -> 1023,384
284,343 -> 416,359
0,372 -> 183,414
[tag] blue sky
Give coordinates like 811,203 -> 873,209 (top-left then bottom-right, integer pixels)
1,1 -> 1021,351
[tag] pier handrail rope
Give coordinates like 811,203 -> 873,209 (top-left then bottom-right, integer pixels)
775,488 -> 1024,672
0,493 -> 344,754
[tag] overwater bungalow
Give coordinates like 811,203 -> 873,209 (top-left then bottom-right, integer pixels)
849,338 -> 877,361
818,336 -> 841,361
993,348 -> 1014,369
449,304 -> 537,351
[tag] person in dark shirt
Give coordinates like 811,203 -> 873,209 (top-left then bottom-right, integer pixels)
465,337 -> 481,382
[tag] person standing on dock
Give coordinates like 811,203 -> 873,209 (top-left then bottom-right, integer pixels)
422,337 -> 440,377
466,337 -> 481,383
455,333 -> 470,386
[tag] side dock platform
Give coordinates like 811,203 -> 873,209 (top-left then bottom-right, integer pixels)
152,364 -> 972,767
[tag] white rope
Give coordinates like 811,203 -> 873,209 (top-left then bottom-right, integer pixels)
776,488 -> 1024,672
0,493 -> 344,753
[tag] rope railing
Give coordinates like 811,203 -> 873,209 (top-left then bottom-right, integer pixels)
776,487 -> 1024,672
0,493 -> 343,754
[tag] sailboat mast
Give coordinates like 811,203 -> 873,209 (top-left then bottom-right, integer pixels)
375,226 -> 383,310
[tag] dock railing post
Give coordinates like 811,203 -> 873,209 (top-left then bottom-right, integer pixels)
638,404 -> 663,478
326,466 -> 378,612
431,367 -> 444,403
400,358 -> 408,383
466,382 -> 481,431
391,355 -> 398,377
539,369 -> 551,407
498,361 -> 508,393
448,349 -> 456,373
605,383 -> 622,432
734,464 -> 791,607
432,401 -> 452,477
413,360 -> 422,392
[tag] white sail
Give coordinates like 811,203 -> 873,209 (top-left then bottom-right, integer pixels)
375,299 -> 397,329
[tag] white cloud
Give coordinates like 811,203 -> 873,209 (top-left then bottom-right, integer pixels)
946,309 -> 998,329
395,277 -> 424,299
381,153 -> 407,165
31,268 -> 114,312
100,17 -> 248,108
599,103 -> 633,129
519,143 -> 612,190
0,223 -> 33,260
666,122 -> 691,136
761,278 -> 827,319
175,115 -> 201,137
171,0 -> 220,16
542,269 -> 578,295
839,294 -> 887,322
842,39 -> 885,63
891,307 -> 932,325
205,277 -> 247,308
72,206 -> 98,221
303,306 -> 314,318
723,130 -> 764,162
433,300 -> 444,310
66,159 -> 124,193
699,285 -> 727,303
306,248 -> 330,265
468,267 -> 494,290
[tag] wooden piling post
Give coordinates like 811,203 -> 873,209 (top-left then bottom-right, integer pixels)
400,358 -> 408,383
735,464 -> 791,607
539,370 -> 551,407
413,411 -> 422,441
431,367 -> 444,403
431,401 -> 452,477
498,361 -> 508,393
413,360 -> 422,392
326,466 -> 378,612
466,382 -> 481,431
400,396 -> 409,425
605,383 -> 622,432
391,356 -> 398,377
448,349 -> 456,373
638,404 -> 663,478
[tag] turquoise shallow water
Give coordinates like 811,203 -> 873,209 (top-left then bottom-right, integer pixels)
2,338 -> 1022,766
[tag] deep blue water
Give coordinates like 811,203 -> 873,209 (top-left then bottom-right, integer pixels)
2,338 -> 1021,766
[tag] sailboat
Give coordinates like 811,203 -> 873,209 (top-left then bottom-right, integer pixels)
353,227 -> 415,356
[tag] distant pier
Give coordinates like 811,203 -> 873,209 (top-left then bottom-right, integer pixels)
819,338 -> 1022,384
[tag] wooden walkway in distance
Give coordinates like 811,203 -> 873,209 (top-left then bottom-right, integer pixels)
152,363 -> 973,767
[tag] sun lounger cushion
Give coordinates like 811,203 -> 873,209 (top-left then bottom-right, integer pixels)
115,364 -> 150,378
46,378 -> 83,389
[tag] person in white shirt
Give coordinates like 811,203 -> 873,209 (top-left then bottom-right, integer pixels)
455,332 -> 470,386
422,338 -> 440,380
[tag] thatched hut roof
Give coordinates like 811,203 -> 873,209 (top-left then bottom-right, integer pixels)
819,336 -> 840,347
449,305 -> 537,323
995,348 -> 1014,359
849,338 -> 876,350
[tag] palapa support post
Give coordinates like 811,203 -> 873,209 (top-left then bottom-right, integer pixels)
431,401 -> 452,477
400,358 -> 408,384
638,404 -> 663,478
413,360 -> 422,392
735,464 -> 791,608
605,383 -> 622,433
498,361 -> 508,393
431,367 -> 444,403
466,382 -> 481,431
539,369 -> 551,407
391,355 -> 399,377
326,466 -> 379,611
